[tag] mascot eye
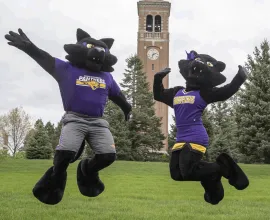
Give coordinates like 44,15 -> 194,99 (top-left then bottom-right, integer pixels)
207,62 -> 213,67
87,44 -> 94,48
195,58 -> 201,61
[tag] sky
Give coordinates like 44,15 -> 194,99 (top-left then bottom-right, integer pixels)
0,0 -> 269,128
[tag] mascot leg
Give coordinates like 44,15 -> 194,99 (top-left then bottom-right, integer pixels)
176,143 -> 224,205
169,150 -> 183,181
32,113 -> 87,205
216,153 -> 249,190
77,118 -> 116,197
32,150 -> 75,205
201,174 -> 224,205
77,153 -> 116,197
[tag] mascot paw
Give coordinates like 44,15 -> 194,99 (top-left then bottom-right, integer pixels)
32,166 -> 67,205
155,67 -> 171,78
216,153 -> 249,190
77,160 -> 105,197
201,175 -> 224,205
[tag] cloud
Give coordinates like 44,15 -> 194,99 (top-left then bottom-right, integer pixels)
0,0 -> 269,131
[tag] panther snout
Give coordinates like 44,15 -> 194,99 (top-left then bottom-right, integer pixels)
87,47 -> 105,64
192,66 -> 203,74
191,61 -> 206,75
90,57 -> 103,64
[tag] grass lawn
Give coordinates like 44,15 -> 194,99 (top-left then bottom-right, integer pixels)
0,159 -> 269,220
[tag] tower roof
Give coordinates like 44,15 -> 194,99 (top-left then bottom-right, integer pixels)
137,0 -> 171,15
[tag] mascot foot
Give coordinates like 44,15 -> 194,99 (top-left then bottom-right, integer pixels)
77,160 -> 105,197
32,166 -> 67,205
201,175 -> 224,205
216,153 -> 249,190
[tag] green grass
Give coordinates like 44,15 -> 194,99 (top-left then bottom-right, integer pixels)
0,159 -> 269,220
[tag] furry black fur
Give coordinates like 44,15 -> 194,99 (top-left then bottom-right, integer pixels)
5,28 -> 131,205
64,28 -> 117,72
153,50 -> 249,205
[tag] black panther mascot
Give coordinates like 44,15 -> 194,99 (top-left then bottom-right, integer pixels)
5,28 -> 132,205
153,50 -> 249,205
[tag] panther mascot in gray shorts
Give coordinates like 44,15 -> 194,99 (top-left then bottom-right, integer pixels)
5,28 -> 132,205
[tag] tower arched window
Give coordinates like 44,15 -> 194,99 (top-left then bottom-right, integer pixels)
155,15 -> 161,32
146,15 -> 153,32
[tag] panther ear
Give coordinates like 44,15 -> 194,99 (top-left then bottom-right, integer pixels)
77,28 -> 91,42
100,38 -> 114,49
185,50 -> 198,60
216,61 -> 226,72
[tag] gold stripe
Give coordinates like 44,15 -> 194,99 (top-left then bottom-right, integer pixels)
172,143 -> 185,150
172,142 -> 206,154
190,143 -> 206,153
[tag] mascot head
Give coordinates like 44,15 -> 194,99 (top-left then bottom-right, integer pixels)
64,28 -> 117,72
178,50 -> 226,89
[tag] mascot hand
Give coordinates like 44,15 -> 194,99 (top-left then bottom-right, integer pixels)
238,65 -> 249,80
155,67 -> 171,79
5,28 -> 33,51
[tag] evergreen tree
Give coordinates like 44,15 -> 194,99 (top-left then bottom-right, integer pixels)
207,99 -> 240,161
45,121 -> 55,152
25,119 -> 52,159
236,39 -> 270,163
103,100 -> 131,160
24,128 -> 35,149
120,54 -> 165,160
168,115 -> 177,153
51,122 -> 62,152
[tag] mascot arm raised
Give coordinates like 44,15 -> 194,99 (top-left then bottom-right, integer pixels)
153,68 -> 183,108
200,65 -> 248,103
5,29 -> 56,78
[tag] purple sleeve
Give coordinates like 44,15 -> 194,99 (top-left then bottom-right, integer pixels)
53,58 -> 70,82
109,74 -> 121,97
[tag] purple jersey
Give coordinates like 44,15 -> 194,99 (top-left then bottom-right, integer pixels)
52,58 -> 121,117
173,89 -> 208,147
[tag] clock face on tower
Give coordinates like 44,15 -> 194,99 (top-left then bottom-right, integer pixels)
147,48 -> 159,60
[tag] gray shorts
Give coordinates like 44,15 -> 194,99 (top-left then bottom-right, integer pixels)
56,112 -> 116,154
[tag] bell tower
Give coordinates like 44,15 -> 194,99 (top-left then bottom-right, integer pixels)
137,0 -> 171,151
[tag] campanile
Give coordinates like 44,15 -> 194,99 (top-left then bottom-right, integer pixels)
137,0 -> 171,151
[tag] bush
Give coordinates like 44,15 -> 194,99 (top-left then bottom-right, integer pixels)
26,145 -> 52,159
0,149 -> 9,161
15,151 -> 26,159
145,152 -> 170,162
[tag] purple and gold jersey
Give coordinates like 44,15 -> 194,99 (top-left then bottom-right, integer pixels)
173,89 -> 208,147
53,58 -> 121,117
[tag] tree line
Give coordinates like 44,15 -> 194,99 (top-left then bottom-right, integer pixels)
1,40 -> 270,163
